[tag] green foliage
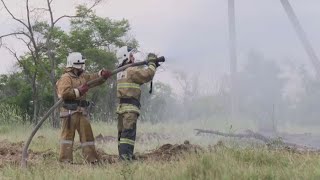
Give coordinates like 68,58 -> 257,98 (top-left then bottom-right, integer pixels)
70,6 -> 135,51
0,4 -> 136,125
140,82 -> 177,123
0,103 -> 27,124
0,74 -> 33,120
237,52 -> 285,125
82,48 -> 116,71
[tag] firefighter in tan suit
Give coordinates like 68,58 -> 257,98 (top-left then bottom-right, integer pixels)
116,46 -> 160,160
56,52 -> 112,163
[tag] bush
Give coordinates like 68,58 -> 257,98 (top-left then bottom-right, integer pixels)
0,103 -> 27,125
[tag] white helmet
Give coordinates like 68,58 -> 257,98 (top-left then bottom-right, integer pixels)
66,52 -> 86,69
116,46 -> 135,65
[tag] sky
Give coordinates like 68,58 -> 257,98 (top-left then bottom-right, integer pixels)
0,0 -> 320,93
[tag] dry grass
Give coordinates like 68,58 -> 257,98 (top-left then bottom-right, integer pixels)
0,121 -> 320,179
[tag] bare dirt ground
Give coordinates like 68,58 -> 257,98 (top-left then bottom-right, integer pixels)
1,131 -> 319,168
0,138 -> 203,167
0,140 -> 54,168
97,140 -> 204,163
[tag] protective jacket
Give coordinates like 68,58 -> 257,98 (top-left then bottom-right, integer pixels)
116,62 -> 156,114
57,68 -> 103,115
55,68 -> 103,163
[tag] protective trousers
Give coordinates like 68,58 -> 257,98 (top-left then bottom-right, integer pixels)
117,112 -> 138,160
59,113 -> 99,163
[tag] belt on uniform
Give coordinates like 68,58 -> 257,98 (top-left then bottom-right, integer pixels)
119,98 -> 141,108
63,100 -> 90,110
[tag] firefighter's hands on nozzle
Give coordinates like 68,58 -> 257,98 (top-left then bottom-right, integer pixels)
147,53 -> 161,68
100,69 -> 112,80
147,53 -> 157,60
155,61 -> 160,67
78,83 -> 89,96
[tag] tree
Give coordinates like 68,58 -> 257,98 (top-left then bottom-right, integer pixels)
140,81 -> 176,123
237,51 -> 286,133
0,73 -> 32,122
0,0 -> 103,127
282,65 -> 320,125
172,71 -> 200,120
0,0 -> 137,126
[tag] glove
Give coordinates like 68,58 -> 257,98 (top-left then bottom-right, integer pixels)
147,53 -> 157,61
147,53 -> 158,68
148,61 -> 157,69
155,61 -> 160,67
100,69 -> 112,80
77,83 -> 89,96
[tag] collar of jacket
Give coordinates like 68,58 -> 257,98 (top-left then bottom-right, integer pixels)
65,68 -> 80,78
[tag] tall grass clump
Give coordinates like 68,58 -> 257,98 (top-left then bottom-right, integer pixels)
0,103 -> 27,125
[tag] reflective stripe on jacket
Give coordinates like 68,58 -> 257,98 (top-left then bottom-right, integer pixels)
56,68 -> 103,114
116,64 -> 156,114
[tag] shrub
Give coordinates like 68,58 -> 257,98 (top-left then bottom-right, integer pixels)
0,103 -> 27,125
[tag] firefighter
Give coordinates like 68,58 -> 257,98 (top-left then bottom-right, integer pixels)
56,52 -> 112,164
116,46 -> 160,160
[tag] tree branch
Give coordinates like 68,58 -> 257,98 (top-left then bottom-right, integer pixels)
30,7 -> 49,13
194,129 -> 271,143
0,32 -> 30,39
194,128 -> 317,151
53,15 -> 79,25
2,45 -> 33,84
46,0 -> 54,27
3,45 -> 19,61
26,0 -> 32,31
45,0 -> 58,84
0,0 -> 29,29
16,36 -> 33,52
16,36 -> 29,46
53,0 -> 102,25
23,0 -> 39,56
89,0 -> 102,10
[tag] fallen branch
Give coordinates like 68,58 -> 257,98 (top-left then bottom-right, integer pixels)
194,129 -> 270,143
194,128 -> 318,151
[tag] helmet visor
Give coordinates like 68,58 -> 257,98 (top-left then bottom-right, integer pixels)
73,55 -> 86,65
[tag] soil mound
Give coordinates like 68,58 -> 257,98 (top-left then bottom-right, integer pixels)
95,132 -> 171,144
97,140 -> 204,163
1,139 -> 203,167
135,140 -> 204,161
96,149 -> 118,164
0,140 -> 54,168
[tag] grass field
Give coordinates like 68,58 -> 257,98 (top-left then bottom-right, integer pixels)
0,121 -> 320,180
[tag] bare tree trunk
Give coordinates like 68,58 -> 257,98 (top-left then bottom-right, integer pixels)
32,92 -> 38,124
52,91 -> 60,128
30,69 -> 39,125
48,51 -> 59,128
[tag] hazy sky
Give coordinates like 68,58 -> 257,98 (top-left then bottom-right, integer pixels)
0,0 -> 320,81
